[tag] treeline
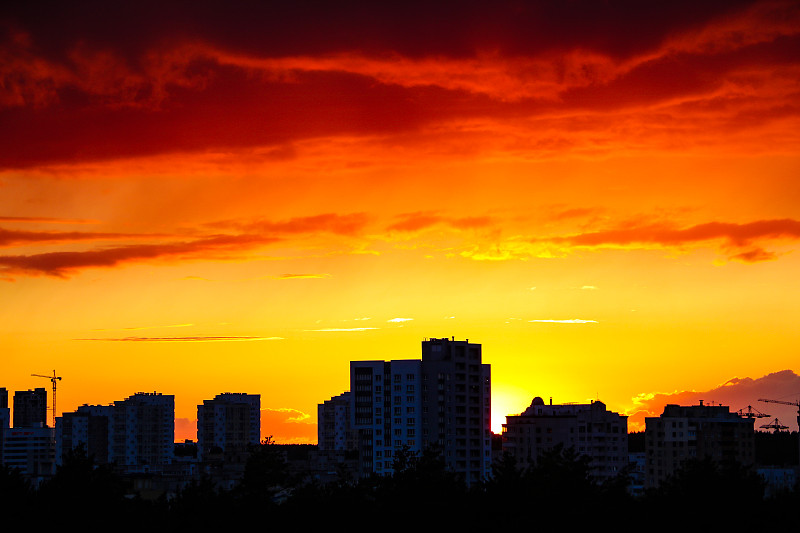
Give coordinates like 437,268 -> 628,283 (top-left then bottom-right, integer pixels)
2,442 -> 798,530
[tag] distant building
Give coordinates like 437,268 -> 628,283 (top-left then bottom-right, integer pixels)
2,426 -> 56,482
645,401 -> 755,488
55,404 -> 115,465
197,393 -> 260,463
502,397 -> 628,484
321,337 -> 492,485
13,388 -> 47,428
0,388 -> 9,464
318,391 -> 355,453
111,392 -> 175,473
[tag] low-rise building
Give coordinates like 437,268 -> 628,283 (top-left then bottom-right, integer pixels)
644,401 -> 755,488
502,397 -> 628,484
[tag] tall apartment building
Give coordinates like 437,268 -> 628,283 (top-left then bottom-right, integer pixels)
502,397 -> 628,484
322,337 -> 492,485
197,393 -> 260,462
645,401 -> 755,488
318,391 -> 355,453
111,392 -> 175,472
13,388 -> 48,428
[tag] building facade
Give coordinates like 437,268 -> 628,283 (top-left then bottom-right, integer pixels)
644,401 -> 755,488
197,393 -> 260,463
502,397 -> 628,484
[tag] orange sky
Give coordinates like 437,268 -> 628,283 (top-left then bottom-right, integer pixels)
1,1 -> 799,441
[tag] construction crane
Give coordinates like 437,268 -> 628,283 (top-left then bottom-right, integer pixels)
760,418 -> 789,433
759,397 -> 800,465
737,405 -> 770,418
32,370 -> 62,427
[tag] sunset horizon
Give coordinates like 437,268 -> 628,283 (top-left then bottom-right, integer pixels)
2,0 -> 799,444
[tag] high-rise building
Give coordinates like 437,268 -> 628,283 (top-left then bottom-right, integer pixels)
645,401 -> 755,488
13,388 -> 47,428
322,337 -> 492,485
420,337 -> 491,484
502,397 -> 628,484
111,392 -> 175,472
351,359 -> 423,477
197,393 -> 260,463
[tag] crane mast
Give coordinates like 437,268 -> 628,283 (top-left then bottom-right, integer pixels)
31,370 -> 62,427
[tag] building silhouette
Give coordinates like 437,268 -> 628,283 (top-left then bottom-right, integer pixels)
321,337 -> 492,485
13,388 -> 47,428
56,404 -> 114,465
318,391 -> 355,453
502,396 -> 628,484
645,401 -> 755,488
197,393 -> 260,463
0,389 -> 9,465
111,392 -> 175,472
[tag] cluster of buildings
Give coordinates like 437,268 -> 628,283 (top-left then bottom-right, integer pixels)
318,337 -> 789,492
2,337 -> 795,496
319,337 -> 492,485
0,388 -> 261,491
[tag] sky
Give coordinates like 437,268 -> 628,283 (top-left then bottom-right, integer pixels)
1,1 -> 799,442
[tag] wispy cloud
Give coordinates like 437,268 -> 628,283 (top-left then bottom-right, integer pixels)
0,234 -> 280,278
0,227 -> 162,248
537,219 -> 800,263
387,317 -> 414,323
76,336 -> 283,342
261,407 -> 316,444
387,211 -> 494,232
92,323 -> 194,332
528,319 -> 598,324
304,328 -> 378,332
272,273 -> 331,279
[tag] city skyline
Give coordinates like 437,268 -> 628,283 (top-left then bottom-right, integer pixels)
1,2 -> 799,442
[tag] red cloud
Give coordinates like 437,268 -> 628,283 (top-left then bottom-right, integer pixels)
1,1 -> 797,168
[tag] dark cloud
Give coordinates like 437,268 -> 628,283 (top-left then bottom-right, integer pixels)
0,234 -> 278,277
1,1 -> 759,62
0,1 -> 796,168
0,227 -> 156,247
543,218 -> 800,250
